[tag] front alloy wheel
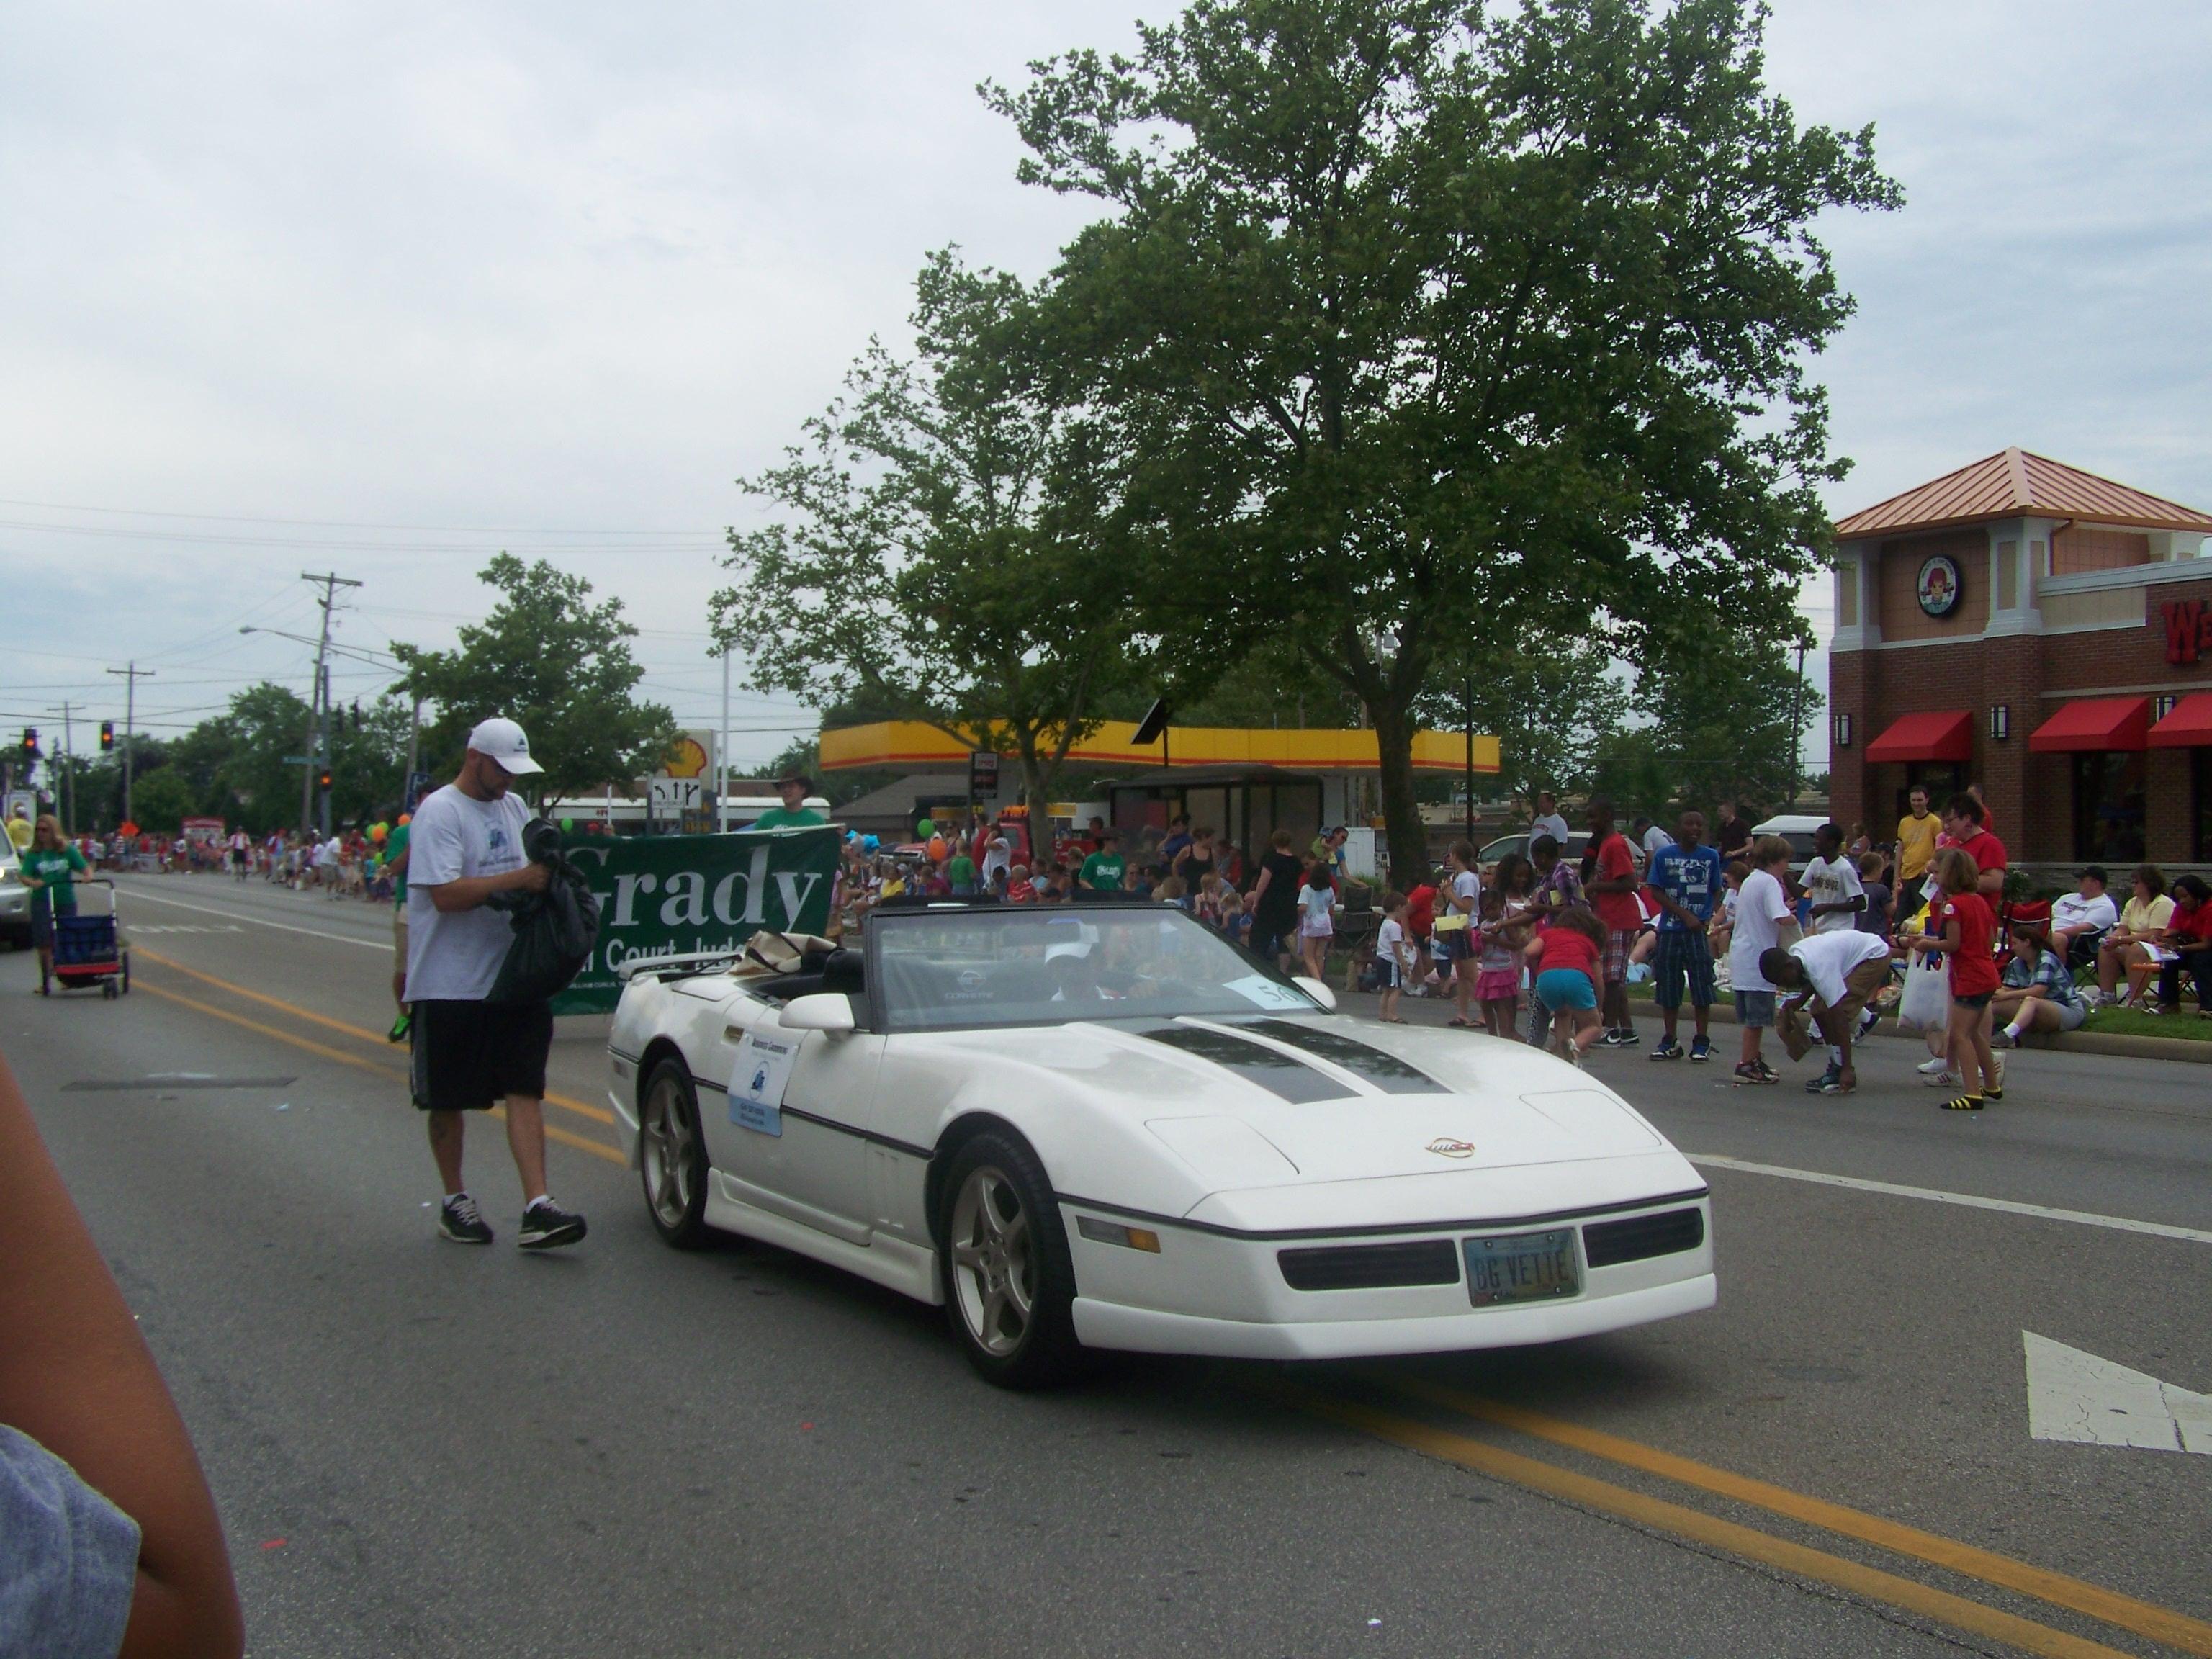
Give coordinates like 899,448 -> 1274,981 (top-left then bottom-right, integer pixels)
939,1132 -> 1085,1388
639,1058 -> 710,1249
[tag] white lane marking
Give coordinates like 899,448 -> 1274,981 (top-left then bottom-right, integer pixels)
130,925 -> 245,935
117,886 -> 387,952
2024,1331 -> 2212,1455
1686,1153 -> 2212,1246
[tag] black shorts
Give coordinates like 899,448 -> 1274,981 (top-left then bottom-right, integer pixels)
410,999 -> 554,1111
1952,991 -> 1992,1011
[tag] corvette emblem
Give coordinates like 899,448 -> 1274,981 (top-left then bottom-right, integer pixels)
1426,1138 -> 1477,1159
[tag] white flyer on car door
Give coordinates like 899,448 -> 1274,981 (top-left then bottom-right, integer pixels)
728,1033 -> 799,1136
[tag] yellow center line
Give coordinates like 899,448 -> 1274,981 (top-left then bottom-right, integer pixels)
131,974 -> 626,1168
1372,1373 -> 2212,1659
1273,1382 -> 2136,1659
132,946 -> 616,1128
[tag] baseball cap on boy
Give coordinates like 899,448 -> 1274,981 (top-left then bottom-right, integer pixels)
466,716 -> 544,775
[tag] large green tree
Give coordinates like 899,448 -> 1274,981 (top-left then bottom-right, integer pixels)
990,0 -> 1898,878
1593,631 -> 1817,820
1414,636 -> 1630,806
714,253 -> 1141,815
394,555 -> 675,801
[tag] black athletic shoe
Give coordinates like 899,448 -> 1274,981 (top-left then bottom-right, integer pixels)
518,1197 -> 587,1251
1649,1040 -> 1683,1061
439,1192 -> 493,1245
1805,1063 -> 1842,1094
1598,1028 -> 1640,1048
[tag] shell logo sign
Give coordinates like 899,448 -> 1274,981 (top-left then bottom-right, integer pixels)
662,734 -> 711,780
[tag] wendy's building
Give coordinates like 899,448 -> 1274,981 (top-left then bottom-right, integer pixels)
1827,449 -> 2212,868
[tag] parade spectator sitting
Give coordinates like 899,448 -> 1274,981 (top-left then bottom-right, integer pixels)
1992,920 -> 2088,1045
1005,864 -> 1035,904
2090,866 -> 2173,1007
2140,873 -> 2212,1016
1763,929 -> 1892,1095
2050,866 -> 2118,966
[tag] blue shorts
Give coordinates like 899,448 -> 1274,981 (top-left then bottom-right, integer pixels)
1536,968 -> 1597,1013
1734,989 -> 1776,1029
1653,930 -> 1716,1010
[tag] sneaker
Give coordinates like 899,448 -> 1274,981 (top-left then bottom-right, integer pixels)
2113,986 -> 2134,1007
1856,1007 -> 1880,1040
438,1192 -> 493,1245
1689,1036 -> 1712,1062
1732,1061 -> 1776,1086
1565,1043 -> 1586,1070
387,1010 -> 413,1044
1819,1073 -> 1856,1096
1916,1056 -> 1950,1076
518,1197 -> 587,1251
1598,1028 -> 1640,1048
1940,1094 -> 1984,1112
1920,1068 -> 1959,1089
1649,1040 -> 1684,1061
1805,1063 -> 1841,1094
1753,1058 -> 1779,1084
1991,1026 -> 2018,1049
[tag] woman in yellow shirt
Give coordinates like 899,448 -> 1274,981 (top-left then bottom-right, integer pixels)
2090,865 -> 2175,1006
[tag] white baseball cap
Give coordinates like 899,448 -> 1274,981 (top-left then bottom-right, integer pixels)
466,716 -> 544,776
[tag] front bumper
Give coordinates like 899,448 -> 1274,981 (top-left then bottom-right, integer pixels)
1062,1194 -> 1714,1359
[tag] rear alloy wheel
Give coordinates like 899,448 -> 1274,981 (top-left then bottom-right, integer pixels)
639,1058 -> 711,1249
939,1132 -> 1086,1389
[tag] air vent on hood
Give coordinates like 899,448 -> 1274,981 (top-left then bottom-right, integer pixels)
1581,1207 -> 1704,1269
1278,1238 -> 1461,1291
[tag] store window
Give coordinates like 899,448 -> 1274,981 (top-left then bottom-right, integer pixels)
1895,763 -> 1965,824
2072,753 -> 2146,863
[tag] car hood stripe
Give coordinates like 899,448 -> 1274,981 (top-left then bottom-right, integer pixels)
1137,1025 -> 1353,1103
1230,1019 -> 1449,1094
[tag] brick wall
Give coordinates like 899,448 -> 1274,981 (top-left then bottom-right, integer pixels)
1830,572 -> 2212,864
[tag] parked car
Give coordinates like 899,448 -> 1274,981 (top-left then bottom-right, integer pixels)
1475,830 -> 1591,869
1750,814 -> 1828,878
0,844 -> 29,948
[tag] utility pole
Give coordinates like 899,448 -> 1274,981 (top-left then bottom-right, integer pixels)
106,664 -> 154,826
719,644 -> 731,833
1787,639 -> 1808,811
297,572 -> 362,835
49,701 -> 76,835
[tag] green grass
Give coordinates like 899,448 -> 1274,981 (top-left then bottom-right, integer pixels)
1624,976 -> 2212,1040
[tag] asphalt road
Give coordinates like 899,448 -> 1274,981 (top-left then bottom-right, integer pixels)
6,873 -> 2209,1659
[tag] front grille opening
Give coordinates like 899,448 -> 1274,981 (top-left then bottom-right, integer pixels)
1581,1207 -> 1704,1269
1278,1238 -> 1460,1292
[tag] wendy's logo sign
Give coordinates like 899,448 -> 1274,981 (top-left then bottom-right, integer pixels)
2162,600 -> 2212,665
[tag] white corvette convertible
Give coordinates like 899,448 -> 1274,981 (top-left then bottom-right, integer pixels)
606,901 -> 1714,1388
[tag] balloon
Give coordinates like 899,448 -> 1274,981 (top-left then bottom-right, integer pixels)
915,817 -> 935,838
397,813 -> 411,826
861,835 -> 880,853
928,835 -> 948,861
559,817 -> 575,832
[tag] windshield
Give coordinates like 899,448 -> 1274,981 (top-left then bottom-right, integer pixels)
871,906 -> 1324,1033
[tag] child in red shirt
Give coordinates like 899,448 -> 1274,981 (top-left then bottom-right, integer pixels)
1911,847 -> 2000,1110
1525,907 -> 1607,1065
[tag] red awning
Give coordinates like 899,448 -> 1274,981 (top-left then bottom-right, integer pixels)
2028,696 -> 2149,753
1863,709 -> 1973,763
2149,692 -> 2212,748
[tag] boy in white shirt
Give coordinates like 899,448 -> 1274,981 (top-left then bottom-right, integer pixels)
1375,892 -> 1413,1024
1763,930 -> 1893,1095
1727,838 -> 1799,1084
1802,822 -> 1866,935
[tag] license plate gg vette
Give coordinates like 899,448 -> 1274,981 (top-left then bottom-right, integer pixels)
1463,1228 -> 1580,1308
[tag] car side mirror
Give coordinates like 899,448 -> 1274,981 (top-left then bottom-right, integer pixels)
782,992 -> 857,1035
1293,975 -> 1338,1012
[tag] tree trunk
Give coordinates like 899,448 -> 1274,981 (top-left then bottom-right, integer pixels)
1367,695 -> 1431,890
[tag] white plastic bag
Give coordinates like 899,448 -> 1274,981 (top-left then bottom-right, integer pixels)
1897,953 -> 1949,1033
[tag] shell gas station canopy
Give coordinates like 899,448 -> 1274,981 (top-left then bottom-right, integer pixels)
818,719 -> 1501,775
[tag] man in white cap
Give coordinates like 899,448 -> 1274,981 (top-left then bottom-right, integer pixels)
403,716 -> 585,1249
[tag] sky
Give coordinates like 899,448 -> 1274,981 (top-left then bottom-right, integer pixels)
4,1 -> 2209,776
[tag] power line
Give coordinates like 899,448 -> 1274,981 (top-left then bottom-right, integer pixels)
0,498 -> 727,535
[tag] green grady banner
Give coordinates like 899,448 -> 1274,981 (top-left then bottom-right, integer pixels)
551,826 -> 841,1015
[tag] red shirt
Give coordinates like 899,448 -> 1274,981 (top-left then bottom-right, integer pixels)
1406,883 -> 1438,940
1588,832 -> 1642,932
1959,829 -> 2006,880
1007,878 -> 1036,904
2171,901 -> 2212,943
1936,892 -> 2000,996
1533,925 -> 1599,986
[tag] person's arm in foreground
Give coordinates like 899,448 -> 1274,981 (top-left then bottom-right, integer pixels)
0,1053 -> 244,1659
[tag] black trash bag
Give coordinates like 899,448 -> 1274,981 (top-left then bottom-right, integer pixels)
487,818 -> 603,1004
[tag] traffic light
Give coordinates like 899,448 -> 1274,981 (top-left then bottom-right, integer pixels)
318,767 -> 333,792
99,719 -> 114,752
19,728 -> 36,758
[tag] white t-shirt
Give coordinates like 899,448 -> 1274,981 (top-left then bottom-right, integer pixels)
1296,884 -> 1334,935
1377,915 -> 1411,971
1638,825 -> 1673,876
315,838 -> 339,868
1802,854 -> 1865,935
1729,868 -> 1793,992
980,836 -> 1012,884
1787,930 -> 1892,1007
2052,891 -> 2118,933
1450,868 -> 1481,918
1531,814 -> 1571,850
404,785 -> 531,1001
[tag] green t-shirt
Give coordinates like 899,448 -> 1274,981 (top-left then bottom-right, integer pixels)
1079,851 -> 1128,891
948,854 -> 976,887
751,806 -> 827,829
385,822 -> 410,904
22,845 -> 88,909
